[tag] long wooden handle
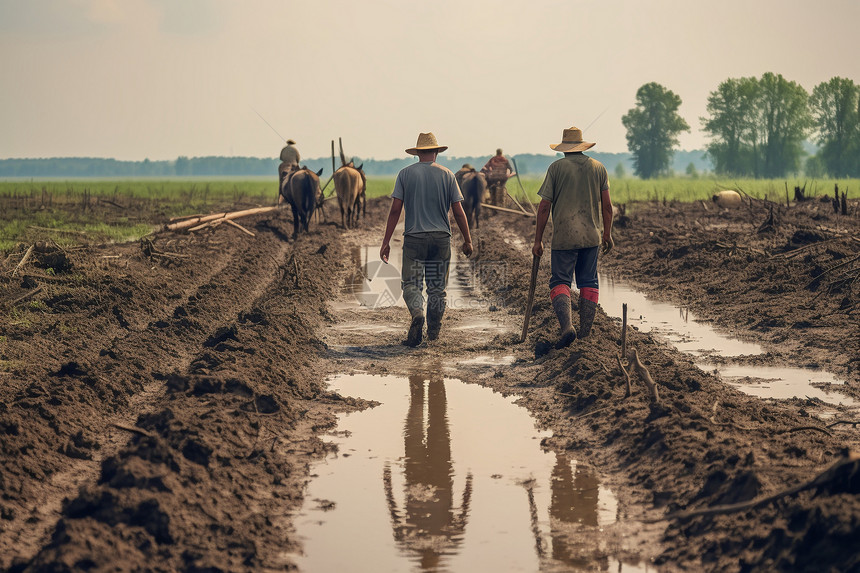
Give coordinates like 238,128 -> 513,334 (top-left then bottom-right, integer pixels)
520,254 -> 541,343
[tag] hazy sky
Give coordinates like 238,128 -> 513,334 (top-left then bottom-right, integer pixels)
1,0 -> 858,161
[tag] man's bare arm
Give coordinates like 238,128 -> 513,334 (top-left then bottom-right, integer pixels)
600,188 -> 613,253
380,198 -> 403,263
532,199 -> 551,257
451,202 -> 473,257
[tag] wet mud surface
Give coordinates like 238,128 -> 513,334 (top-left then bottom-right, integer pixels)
0,192 -> 858,571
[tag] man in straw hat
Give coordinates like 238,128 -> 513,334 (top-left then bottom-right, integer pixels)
278,139 -> 300,191
532,126 -> 614,349
380,132 -> 474,347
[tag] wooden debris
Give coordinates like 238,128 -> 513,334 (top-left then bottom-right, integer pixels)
11,244 -> 35,277
617,353 -> 632,397
112,423 -> 154,439
224,219 -> 256,237
10,286 -> 43,306
656,452 -> 860,522
480,203 -> 536,217
165,206 -> 278,232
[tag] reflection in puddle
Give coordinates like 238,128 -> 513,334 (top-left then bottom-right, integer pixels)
292,373 -> 642,572
459,354 -> 517,366
598,274 -> 855,408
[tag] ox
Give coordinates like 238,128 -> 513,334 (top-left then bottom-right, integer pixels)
280,167 -> 323,237
455,164 -> 487,229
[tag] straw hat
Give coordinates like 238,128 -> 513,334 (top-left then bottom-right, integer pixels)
406,132 -> 448,155
286,139 -> 296,145
550,127 -> 595,153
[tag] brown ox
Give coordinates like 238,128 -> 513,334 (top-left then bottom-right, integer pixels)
280,167 -> 323,237
455,165 -> 487,229
334,162 -> 366,229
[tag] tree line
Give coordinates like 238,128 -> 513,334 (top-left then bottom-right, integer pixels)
623,74 -> 860,179
2,152 -> 714,179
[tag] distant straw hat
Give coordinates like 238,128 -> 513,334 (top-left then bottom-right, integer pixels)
286,139 -> 296,145
550,127 -> 595,153
406,132 -> 448,155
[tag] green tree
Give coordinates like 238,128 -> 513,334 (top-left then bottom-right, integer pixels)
701,77 -> 760,176
622,83 -> 690,179
614,162 -> 627,179
757,72 -> 812,178
685,162 -> 699,178
702,73 -> 812,178
810,77 -> 860,177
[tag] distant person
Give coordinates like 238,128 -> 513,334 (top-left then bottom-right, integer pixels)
380,132 -> 473,347
278,139 -> 300,189
481,148 -> 514,177
532,126 -> 613,349
481,148 -> 515,205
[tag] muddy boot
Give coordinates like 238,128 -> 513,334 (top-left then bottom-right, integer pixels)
552,294 -> 577,349
426,301 -> 445,341
402,314 -> 425,347
579,297 -> 598,338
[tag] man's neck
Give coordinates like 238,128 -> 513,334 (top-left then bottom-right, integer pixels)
417,151 -> 438,163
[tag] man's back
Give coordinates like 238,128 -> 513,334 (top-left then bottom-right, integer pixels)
392,162 -> 463,236
538,154 -> 609,250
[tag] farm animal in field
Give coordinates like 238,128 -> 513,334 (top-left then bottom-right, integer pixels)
712,190 -> 742,209
455,164 -> 487,229
334,162 -> 366,229
280,166 -> 323,237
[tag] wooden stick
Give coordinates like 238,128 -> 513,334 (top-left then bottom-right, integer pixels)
169,213 -> 207,222
621,303 -> 628,360
655,452 -> 860,523
165,206 -> 278,232
11,245 -> 34,277
224,219 -> 256,237
112,423 -> 154,438
481,203 -> 535,217
11,285 -> 43,306
504,189 -> 531,215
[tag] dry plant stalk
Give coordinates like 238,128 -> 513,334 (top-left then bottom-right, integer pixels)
616,353 -> 632,397
11,244 -> 35,277
627,348 -> 660,402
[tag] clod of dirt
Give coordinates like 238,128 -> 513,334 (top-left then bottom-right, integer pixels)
52,362 -> 88,377
203,326 -> 238,348
181,439 -> 212,467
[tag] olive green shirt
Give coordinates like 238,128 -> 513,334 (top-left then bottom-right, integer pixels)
537,154 -> 609,250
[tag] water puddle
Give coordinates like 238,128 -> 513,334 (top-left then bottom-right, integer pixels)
290,373 -> 644,572
598,274 -> 857,408
340,234 -> 476,311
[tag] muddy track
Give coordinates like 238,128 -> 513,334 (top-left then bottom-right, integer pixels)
1,196 -> 859,572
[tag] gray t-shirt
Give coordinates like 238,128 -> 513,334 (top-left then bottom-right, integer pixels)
391,161 -> 463,236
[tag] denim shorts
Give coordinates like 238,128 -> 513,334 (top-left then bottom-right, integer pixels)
549,246 -> 599,290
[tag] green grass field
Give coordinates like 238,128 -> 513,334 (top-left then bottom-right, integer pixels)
2,176 -> 857,252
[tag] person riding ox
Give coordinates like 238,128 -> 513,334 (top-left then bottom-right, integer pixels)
532,126 -> 614,349
380,132 -> 474,347
481,148 -> 515,205
278,139 -> 301,189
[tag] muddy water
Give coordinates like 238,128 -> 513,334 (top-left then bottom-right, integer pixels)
291,373 -> 645,572
598,274 -> 857,408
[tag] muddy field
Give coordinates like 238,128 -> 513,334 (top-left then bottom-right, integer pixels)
1,190 -> 858,572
